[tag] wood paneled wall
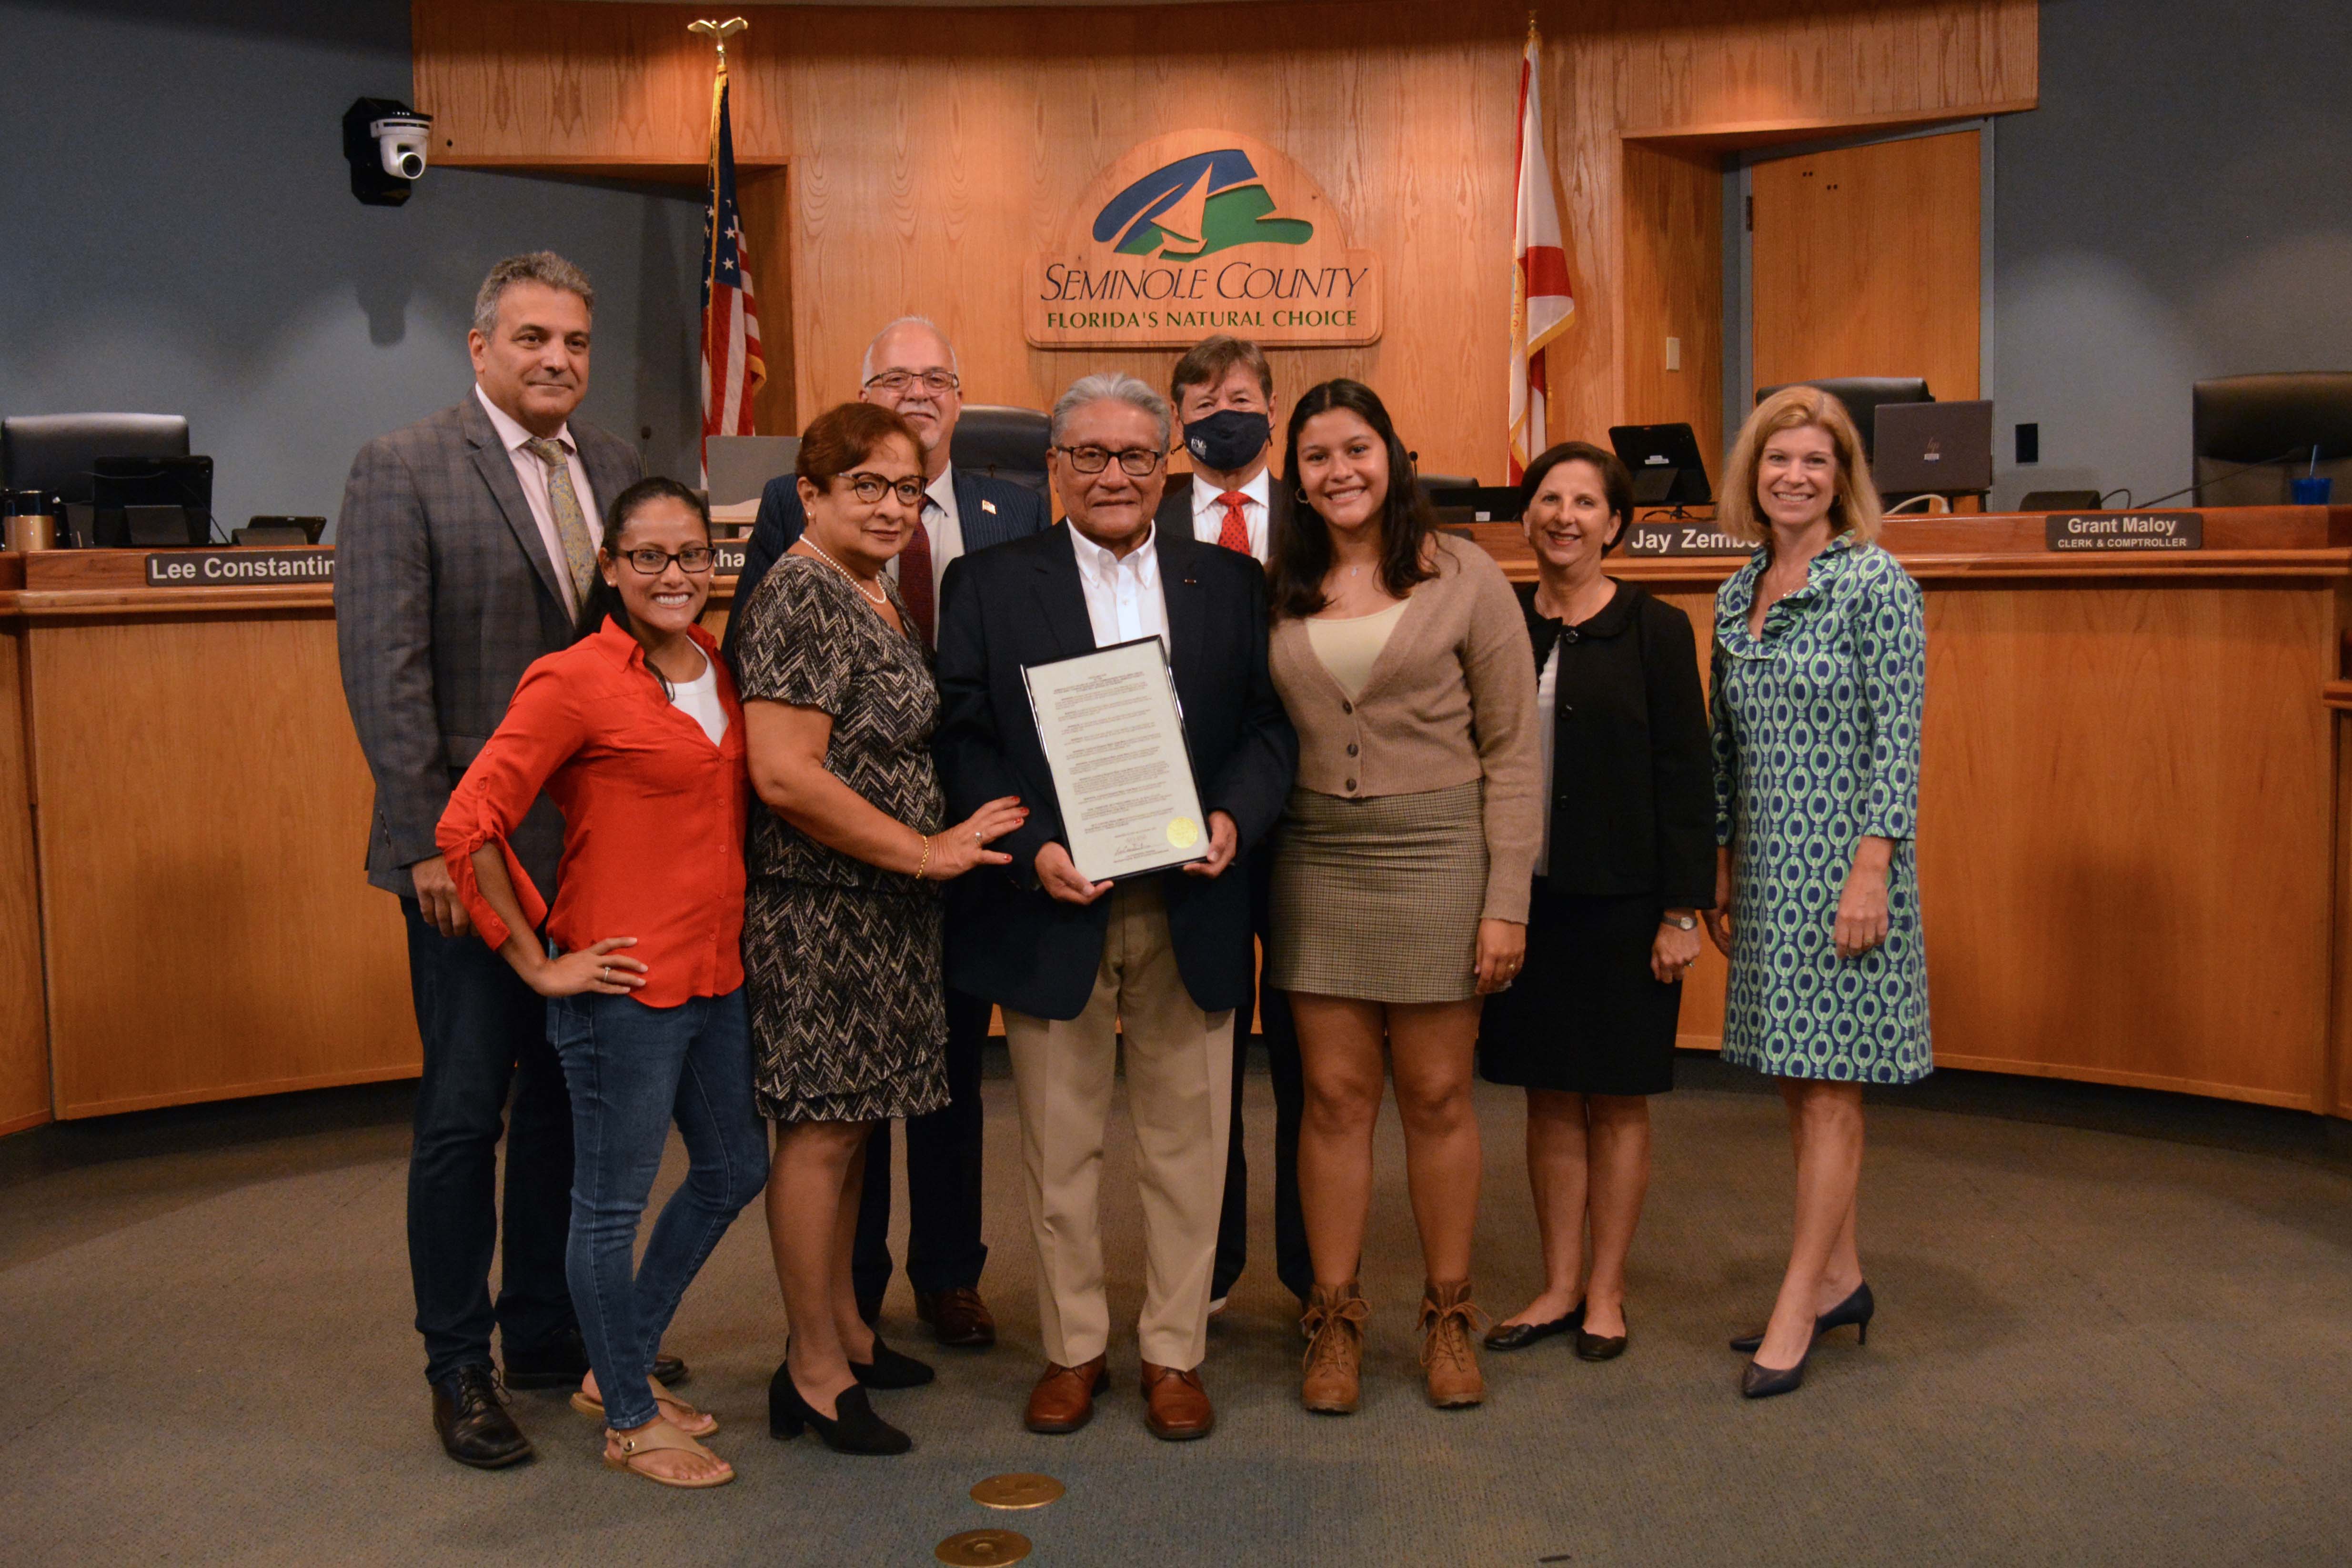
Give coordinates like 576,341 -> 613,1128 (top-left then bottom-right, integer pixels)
412,0 -> 2034,478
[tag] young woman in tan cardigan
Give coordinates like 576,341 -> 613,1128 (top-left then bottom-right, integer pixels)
1263,379 -> 1541,1414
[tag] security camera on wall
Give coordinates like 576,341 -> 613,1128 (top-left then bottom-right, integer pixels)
343,97 -> 433,207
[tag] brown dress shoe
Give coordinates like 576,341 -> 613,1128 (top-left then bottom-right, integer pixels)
1023,1356 -> 1106,1434
1418,1279 -> 1487,1408
1300,1281 -> 1367,1414
1139,1362 -> 1214,1440
916,1287 -> 997,1348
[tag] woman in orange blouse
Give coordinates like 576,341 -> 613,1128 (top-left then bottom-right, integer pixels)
437,477 -> 767,1489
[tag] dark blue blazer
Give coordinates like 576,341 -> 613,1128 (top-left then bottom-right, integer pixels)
721,465 -> 1049,671
933,523 -> 1297,1021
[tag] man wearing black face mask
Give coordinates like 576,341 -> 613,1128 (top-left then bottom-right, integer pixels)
1156,335 -> 1311,1317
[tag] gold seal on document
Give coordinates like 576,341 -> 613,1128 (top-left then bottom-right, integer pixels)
1167,816 -> 1200,849
936,1530 -> 1032,1566
970,1473 -> 1064,1509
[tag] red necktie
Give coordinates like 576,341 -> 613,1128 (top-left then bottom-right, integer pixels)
900,505 -> 936,646
1215,490 -> 1252,556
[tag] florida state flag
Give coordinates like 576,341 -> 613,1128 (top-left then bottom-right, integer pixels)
1509,20 -> 1574,482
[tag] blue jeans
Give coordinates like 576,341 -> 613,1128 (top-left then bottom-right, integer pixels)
547,987 -> 769,1431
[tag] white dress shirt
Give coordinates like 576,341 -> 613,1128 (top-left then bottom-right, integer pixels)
1068,520 -> 1170,651
884,467 -> 965,603
1189,466 -> 1271,563
475,384 -> 602,615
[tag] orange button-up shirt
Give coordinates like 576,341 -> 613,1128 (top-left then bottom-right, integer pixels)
437,619 -> 749,1009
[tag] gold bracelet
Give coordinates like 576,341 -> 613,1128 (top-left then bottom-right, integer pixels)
915,831 -> 933,881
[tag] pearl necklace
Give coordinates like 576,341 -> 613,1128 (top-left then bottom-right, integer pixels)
799,539 -> 886,605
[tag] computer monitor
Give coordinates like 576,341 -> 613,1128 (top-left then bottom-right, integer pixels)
1425,484 -> 1524,522
1607,423 -> 1712,508
1873,401 -> 1993,497
93,455 -> 214,546
2191,372 -> 2352,506
1755,378 -> 1932,462
2,413 -> 190,504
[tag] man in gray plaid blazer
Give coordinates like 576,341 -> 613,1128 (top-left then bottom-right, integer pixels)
335,252 -> 653,1469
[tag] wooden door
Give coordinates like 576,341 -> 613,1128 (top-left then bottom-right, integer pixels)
1750,130 -> 1980,402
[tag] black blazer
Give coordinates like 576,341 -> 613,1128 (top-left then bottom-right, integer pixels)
1521,580 -> 1715,910
934,524 -> 1298,1020
721,464 -> 1049,671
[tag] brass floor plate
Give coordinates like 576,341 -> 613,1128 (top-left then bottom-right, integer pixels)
936,1528 -> 1033,1566
969,1472 -> 1065,1510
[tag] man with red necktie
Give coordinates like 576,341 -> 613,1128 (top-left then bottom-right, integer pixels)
1154,336 -> 1312,1319
727,315 -> 1048,1348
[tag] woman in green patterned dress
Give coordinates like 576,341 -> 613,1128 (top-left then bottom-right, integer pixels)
1703,385 -> 1929,1400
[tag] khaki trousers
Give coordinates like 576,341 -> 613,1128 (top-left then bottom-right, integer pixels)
1003,879 -> 1234,1371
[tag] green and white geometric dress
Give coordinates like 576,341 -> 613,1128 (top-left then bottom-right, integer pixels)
1709,534 -> 1931,1083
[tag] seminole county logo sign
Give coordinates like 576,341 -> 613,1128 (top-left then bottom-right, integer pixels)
1026,130 -> 1382,349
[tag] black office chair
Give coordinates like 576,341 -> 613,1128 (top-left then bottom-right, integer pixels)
2191,373 -> 2352,506
1755,378 -> 1931,462
3,413 -> 190,503
950,405 -> 1050,499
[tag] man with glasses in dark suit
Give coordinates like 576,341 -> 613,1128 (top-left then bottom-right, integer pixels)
726,316 -> 1048,1348
337,251 -> 686,1469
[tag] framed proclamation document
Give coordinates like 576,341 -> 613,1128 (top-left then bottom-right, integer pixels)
1021,636 -> 1210,883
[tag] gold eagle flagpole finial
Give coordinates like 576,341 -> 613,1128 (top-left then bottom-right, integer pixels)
688,16 -> 749,71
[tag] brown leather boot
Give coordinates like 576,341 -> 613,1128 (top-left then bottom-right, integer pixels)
1299,1281 -> 1368,1414
1418,1280 -> 1487,1408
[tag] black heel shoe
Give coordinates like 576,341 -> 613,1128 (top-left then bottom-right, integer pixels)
768,1359 -> 913,1454
1740,1339 -> 1812,1399
1729,1281 -> 1874,1353
849,1335 -> 935,1390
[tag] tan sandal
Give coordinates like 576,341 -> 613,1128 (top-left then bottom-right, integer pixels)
602,1417 -> 734,1489
571,1376 -> 718,1436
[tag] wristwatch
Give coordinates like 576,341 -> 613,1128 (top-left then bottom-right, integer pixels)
1664,914 -> 1699,931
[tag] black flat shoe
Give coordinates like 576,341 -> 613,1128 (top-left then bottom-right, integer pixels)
850,1335 -> 935,1390
1483,1301 -> 1583,1351
1574,1312 -> 1628,1361
1729,1281 -> 1874,1353
770,1371 -> 912,1454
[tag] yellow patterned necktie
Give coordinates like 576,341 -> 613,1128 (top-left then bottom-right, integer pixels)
522,436 -> 597,603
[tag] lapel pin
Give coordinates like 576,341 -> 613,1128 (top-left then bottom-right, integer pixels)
982,499 -> 998,514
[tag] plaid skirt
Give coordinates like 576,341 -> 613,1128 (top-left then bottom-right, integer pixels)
1266,780 -> 1488,1005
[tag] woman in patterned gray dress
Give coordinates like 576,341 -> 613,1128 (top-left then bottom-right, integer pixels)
1703,385 -> 1929,1400
736,402 -> 1026,1454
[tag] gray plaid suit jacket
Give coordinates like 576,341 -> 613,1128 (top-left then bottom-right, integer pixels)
335,394 -> 643,897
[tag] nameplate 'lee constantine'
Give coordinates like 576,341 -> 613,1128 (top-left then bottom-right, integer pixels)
144,548 -> 336,586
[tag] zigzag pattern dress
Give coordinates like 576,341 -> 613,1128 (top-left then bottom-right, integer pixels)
736,554 -> 949,1124
1709,534 -> 1931,1084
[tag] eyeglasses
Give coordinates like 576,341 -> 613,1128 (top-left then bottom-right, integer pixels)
843,471 -> 930,506
863,369 -> 961,395
617,545 -> 716,574
1055,445 -> 1166,477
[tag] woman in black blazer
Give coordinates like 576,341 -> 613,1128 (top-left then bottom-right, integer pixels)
1478,442 -> 1715,1361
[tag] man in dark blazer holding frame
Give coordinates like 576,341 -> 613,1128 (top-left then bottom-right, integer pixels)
934,372 -> 1295,1442
336,252 -> 670,1469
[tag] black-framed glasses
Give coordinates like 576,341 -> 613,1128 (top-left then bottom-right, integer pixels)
842,471 -> 930,506
617,545 -> 716,574
1055,444 -> 1166,477
863,369 -> 961,395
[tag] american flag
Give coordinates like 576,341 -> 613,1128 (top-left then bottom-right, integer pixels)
1509,20 -> 1574,482
700,68 -> 764,479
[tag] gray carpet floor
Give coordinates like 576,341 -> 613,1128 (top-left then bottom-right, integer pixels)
3,1053 -> 2350,1566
